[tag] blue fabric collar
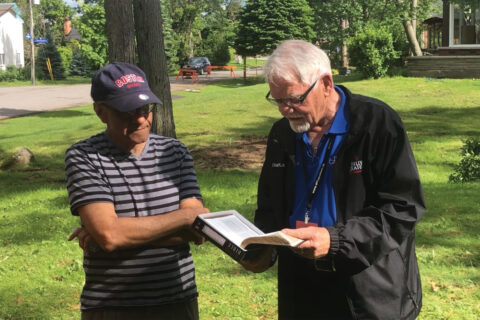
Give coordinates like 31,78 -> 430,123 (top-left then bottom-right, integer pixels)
328,86 -> 348,134
296,85 -> 348,143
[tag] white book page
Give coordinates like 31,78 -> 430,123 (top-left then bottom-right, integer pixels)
206,214 -> 261,247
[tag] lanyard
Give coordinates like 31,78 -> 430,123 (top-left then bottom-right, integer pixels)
301,136 -> 334,224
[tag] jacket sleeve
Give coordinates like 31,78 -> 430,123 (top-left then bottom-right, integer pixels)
327,112 -> 425,275
254,119 -> 295,234
254,125 -> 277,233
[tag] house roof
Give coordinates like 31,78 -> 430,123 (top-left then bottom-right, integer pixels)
0,3 -> 23,22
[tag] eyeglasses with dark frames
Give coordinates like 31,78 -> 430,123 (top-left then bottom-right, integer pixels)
102,103 -> 153,119
265,78 -> 319,108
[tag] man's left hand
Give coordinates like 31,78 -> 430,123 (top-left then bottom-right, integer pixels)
282,227 -> 330,259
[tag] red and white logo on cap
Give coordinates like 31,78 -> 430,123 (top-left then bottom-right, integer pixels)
115,74 -> 145,88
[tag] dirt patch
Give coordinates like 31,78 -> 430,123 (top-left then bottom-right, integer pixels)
190,136 -> 267,170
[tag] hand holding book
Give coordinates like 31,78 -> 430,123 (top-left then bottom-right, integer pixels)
193,210 -> 304,261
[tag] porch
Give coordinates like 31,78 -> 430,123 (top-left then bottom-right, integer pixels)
406,55 -> 480,78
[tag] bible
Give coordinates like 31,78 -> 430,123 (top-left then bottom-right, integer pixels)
192,210 -> 303,261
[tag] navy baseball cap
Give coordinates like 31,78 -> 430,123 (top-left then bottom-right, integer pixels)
91,62 -> 162,112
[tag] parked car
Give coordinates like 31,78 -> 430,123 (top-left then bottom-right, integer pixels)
185,57 -> 211,75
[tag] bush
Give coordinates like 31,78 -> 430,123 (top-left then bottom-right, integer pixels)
69,49 -> 91,77
449,138 -> 480,183
35,30 -> 66,80
57,46 -> 74,76
0,65 -> 19,82
196,30 -> 231,66
348,25 -> 399,79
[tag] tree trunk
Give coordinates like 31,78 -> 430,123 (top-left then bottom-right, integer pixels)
411,0 -> 417,35
403,19 -> 423,56
243,56 -> 247,79
133,0 -> 176,138
341,19 -> 349,68
104,0 -> 136,63
397,0 -> 422,57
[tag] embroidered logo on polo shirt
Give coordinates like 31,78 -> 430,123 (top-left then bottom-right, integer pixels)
349,156 -> 363,174
329,155 -> 337,166
272,162 -> 285,168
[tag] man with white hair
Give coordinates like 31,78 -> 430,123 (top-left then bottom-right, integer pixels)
241,40 -> 425,320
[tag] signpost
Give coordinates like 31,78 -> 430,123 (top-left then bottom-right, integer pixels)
28,0 -> 40,85
33,38 -> 48,44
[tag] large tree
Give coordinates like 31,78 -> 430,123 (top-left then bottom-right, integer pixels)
133,0 -> 176,138
234,0 -> 315,77
103,0 -> 176,138
167,0 -> 207,65
74,0 -> 108,72
104,0 -> 135,63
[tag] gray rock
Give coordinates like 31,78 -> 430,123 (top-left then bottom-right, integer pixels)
1,147 -> 35,170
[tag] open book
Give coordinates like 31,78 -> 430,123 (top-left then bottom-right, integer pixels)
193,210 -> 303,261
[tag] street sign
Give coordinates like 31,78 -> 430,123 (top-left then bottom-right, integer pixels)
25,33 -> 32,40
33,38 -> 48,44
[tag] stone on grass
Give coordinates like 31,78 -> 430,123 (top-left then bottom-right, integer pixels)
1,147 -> 35,170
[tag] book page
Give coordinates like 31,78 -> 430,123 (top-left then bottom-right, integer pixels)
205,214 -> 261,247
240,231 -> 304,249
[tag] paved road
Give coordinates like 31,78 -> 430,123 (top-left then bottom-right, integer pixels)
0,68 -> 263,120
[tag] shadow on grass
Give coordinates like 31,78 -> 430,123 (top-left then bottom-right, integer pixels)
210,76 -> 266,88
0,195 -> 75,246
34,109 -> 93,119
398,105 -> 480,144
417,181 -> 480,267
0,281 -> 81,320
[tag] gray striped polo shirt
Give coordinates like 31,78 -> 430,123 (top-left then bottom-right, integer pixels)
65,131 -> 202,310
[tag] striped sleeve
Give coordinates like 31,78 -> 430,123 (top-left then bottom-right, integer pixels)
176,142 -> 203,202
65,144 -> 113,215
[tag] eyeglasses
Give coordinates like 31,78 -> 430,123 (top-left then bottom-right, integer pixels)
103,103 -> 153,119
265,79 -> 319,108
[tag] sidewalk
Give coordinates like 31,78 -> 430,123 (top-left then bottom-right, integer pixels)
0,68 -> 263,121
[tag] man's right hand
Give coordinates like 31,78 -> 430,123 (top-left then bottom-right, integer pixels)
68,227 -> 98,252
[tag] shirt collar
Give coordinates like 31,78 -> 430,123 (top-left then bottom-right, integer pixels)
328,85 -> 348,134
296,85 -> 349,142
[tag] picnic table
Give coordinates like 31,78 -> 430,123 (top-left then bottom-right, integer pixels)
175,68 -> 200,83
207,65 -> 236,77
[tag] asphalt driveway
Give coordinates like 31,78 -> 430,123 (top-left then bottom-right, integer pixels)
0,68 -> 263,120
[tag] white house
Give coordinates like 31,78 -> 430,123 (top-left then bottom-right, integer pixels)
0,3 -> 25,71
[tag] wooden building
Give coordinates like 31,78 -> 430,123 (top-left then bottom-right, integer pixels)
407,0 -> 480,78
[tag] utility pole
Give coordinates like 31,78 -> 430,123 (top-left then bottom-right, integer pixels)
29,0 -> 35,85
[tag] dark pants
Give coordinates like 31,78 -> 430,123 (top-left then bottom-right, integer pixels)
278,250 -> 352,320
81,298 -> 199,320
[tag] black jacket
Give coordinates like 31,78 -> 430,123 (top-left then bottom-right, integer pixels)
255,86 -> 425,320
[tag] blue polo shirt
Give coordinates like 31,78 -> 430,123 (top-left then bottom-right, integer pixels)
289,86 -> 349,228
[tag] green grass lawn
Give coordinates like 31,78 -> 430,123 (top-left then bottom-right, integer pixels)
0,76 -> 479,319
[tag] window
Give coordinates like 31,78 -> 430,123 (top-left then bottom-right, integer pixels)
450,1 -> 480,46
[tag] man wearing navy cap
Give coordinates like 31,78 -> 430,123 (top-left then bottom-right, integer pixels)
65,62 -> 208,320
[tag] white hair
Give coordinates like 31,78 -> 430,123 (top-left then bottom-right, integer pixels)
265,40 -> 332,85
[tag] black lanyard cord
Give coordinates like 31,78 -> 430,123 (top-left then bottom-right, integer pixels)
301,136 -> 334,223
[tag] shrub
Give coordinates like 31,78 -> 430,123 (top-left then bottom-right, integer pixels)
69,49 -> 91,77
0,65 -> 18,82
57,46 -> 74,76
449,138 -> 480,183
35,30 -> 66,80
348,25 -> 399,79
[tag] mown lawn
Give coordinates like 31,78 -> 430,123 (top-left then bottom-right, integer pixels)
0,76 -> 479,319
